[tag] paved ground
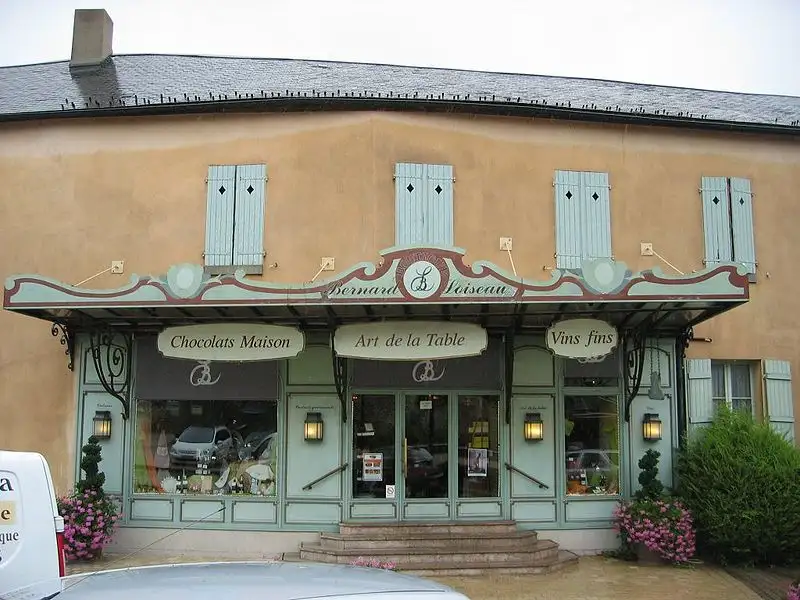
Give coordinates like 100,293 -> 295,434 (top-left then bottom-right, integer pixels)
726,566 -> 800,600
67,554 -> 761,600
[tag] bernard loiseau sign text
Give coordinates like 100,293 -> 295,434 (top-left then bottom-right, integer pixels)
334,321 -> 487,360
545,318 -> 618,360
157,323 -> 305,362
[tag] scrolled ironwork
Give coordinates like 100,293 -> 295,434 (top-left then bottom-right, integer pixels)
330,333 -> 348,423
89,328 -> 133,420
50,323 -> 75,371
623,328 -> 647,422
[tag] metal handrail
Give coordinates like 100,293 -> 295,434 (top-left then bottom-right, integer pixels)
302,462 -> 348,491
504,462 -> 549,490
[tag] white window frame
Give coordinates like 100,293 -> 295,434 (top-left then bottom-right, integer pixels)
711,360 -> 754,415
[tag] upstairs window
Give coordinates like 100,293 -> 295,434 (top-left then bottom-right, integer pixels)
700,176 -> 756,279
204,164 -> 267,274
394,163 -> 454,247
553,170 -> 612,269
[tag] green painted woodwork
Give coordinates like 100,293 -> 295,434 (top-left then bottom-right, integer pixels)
285,394 -> 342,499
513,342 -> 554,386
511,500 -> 557,522
180,499 -> 225,522
232,500 -> 278,524
510,395 -> 556,499
287,345 -> 335,386
565,499 -> 617,522
130,498 -> 173,521
285,502 -> 342,524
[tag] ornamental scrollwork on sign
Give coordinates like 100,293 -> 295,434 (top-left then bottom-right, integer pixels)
89,329 -> 133,420
50,323 -> 75,371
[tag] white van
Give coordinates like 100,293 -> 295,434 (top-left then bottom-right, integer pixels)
0,450 -> 65,600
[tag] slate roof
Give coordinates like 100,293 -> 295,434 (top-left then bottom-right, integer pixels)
1,54 -> 800,134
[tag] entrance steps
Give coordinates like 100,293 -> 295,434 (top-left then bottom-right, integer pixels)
298,520 -> 579,576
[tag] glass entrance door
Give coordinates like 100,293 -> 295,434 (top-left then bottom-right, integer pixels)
402,394 -> 449,516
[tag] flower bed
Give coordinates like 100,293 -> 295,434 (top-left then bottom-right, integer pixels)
787,579 -> 800,600
613,497 -> 696,565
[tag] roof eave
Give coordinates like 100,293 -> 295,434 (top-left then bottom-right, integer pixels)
2,96 -> 799,137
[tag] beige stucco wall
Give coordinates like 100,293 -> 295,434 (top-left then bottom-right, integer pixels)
1,111 -> 798,490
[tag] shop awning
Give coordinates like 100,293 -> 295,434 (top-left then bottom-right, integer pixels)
3,246 -> 749,335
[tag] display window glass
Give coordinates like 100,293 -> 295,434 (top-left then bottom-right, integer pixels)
564,394 -> 620,496
133,399 -> 279,497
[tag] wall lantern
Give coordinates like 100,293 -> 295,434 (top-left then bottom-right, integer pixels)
304,412 -> 324,442
642,413 -> 663,442
523,412 -> 544,442
92,410 -> 113,440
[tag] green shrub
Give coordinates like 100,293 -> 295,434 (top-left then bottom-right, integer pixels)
634,449 -> 665,501
676,406 -> 800,566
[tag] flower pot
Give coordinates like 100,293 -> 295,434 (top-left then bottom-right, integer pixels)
634,543 -> 666,566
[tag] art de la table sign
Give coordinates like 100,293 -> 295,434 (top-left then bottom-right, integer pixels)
157,323 -> 305,361
334,321 -> 488,361
545,318 -> 618,360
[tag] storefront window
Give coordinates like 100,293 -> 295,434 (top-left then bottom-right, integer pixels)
564,395 -> 620,496
458,395 -> 499,498
563,351 -> 620,388
133,399 -> 279,497
352,395 -> 396,499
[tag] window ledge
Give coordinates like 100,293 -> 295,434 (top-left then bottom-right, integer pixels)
205,264 -> 264,276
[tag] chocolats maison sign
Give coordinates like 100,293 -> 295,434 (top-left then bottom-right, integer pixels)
157,323 -> 305,361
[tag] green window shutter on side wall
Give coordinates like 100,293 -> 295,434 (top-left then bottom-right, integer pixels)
700,176 -> 733,267
554,170 -> 612,269
205,165 -> 237,268
729,177 -> 757,275
763,359 -> 795,443
686,358 -> 714,437
395,162 -> 454,247
233,164 -> 267,269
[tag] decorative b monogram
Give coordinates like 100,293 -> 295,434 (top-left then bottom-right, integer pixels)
401,260 -> 442,299
189,360 -> 221,387
412,360 -> 446,383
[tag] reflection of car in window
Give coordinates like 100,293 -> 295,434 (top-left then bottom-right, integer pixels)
239,431 -> 277,461
169,425 -> 238,468
565,449 -> 619,494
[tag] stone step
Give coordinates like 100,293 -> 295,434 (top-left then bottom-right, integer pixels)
400,550 -> 580,577
319,530 -> 539,551
338,520 -> 518,537
299,539 -> 560,566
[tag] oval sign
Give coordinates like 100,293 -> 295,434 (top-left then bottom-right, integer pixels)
157,323 -> 305,362
545,318 -> 618,360
334,321 -> 487,361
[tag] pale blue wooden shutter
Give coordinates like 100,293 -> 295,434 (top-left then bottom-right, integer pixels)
233,164 -> 267,271
729,177 -> 756,276
763,359 -> 795,443
205,165 -> 236,268
700,176 -> 732,267
554,170 -> 583,269
395,163 -> 454,246
580,171 -> 612,262
686,358 -> 714,437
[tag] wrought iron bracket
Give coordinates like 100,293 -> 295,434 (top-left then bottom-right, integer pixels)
330,331 -> 348,423
51,323 -> 75,371
623,324 -> 650,423
89,328 -> 133,420
504,329 -> 515,425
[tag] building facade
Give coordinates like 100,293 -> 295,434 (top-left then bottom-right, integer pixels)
1,10 -> 798,556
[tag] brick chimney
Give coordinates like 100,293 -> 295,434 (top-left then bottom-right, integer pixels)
70,9 -> 113,67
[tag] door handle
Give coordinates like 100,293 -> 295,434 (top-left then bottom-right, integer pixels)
402,438 -> 408,477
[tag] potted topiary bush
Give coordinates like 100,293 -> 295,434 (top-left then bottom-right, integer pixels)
57,435 -> 121,561
612,449 -> 696,565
